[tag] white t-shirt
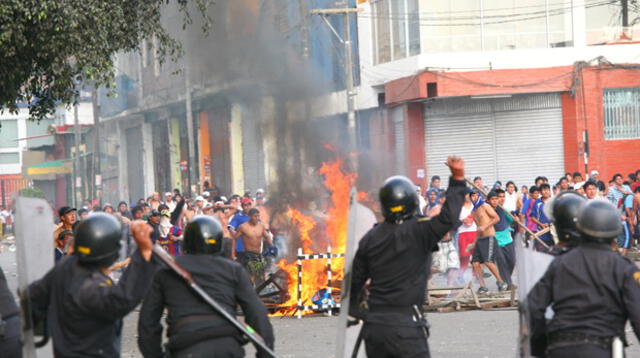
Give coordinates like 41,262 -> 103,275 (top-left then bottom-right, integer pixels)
418,195 -> 427,214
457,204 -> 477,233
504,192 -> 519,213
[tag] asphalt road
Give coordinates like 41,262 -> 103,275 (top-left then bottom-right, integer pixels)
2,247 -> 639,358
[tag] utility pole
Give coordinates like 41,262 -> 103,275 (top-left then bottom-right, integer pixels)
73,104 -> 82,208
311,5 -> 362,171
622,0 -> 629,27
92,86 -> 102,206
184,64 -> 197,197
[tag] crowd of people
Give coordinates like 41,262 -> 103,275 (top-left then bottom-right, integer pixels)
51,183 -> 280,286
424,169 -> 640,293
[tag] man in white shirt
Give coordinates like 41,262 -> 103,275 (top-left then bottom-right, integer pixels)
164,192 -> 176,213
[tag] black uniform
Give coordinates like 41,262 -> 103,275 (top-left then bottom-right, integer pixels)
349,177 -> 466,358
528,243 -> 640,357
28,251 -> 157,357
0,265 -> 21,358
138,254 -> 275,358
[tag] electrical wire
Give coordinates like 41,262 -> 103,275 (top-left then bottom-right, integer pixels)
373,0 -> 614,21
359,1 -> 616,26
367,0 -> 607,15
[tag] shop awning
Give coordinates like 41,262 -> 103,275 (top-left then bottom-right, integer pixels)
26,159 -> 72,175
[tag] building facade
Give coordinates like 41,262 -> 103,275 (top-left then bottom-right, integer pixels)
355,0 -> 640,187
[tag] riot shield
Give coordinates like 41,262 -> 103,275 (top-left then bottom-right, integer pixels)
336,188 -> 377,358
15,197 -> 55,358
515,233 -> 553,358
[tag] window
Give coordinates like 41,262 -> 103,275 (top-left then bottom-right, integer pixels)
373,0 -> 391,63
586,2 -> 640,45
392,0 -> 407,60
373,0 -> 420,64
407,0 -> 420,55
0,153 -> 19,164
604,88 -> 640,140
373,0 -> 573,57
0,120 -> 18,148
26,118 -> 54,148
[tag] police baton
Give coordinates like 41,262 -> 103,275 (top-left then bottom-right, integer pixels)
152,245 -> 278,358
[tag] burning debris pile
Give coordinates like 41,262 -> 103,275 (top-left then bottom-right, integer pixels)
263,153 -> 369,317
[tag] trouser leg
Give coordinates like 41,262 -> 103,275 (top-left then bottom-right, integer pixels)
363,324 -> 430,358
548,344 -> 611,358
0,316 -> 22,358
172,336 -> 244,358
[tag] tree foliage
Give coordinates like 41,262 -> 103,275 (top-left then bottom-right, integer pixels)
0,0 -> 211,121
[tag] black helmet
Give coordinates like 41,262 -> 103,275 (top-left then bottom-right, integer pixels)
545,191 -> 587,244
183,215 -> 224,255
74,213 -> 122,267
576,200 -> 622,243
379,176 -> 418,223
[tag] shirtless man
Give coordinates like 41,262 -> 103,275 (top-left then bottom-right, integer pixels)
469,191 -> 506,293
231,208 -> 274,285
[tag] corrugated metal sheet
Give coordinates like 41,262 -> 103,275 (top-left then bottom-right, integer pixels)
494,107 -> 564,187
0,174 -> 29,207
125,126 -> 145,203
424,93 -> 564,187
392,106 -> 406,175
241,105 -> 266,193
425,112 -> 496,183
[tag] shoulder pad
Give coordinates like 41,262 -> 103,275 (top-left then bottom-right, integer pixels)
98,277 -> 114,287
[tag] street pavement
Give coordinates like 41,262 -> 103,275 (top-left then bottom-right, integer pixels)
2,247 -> 639,358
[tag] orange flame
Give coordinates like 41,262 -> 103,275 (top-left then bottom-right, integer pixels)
271,154 -> 366,316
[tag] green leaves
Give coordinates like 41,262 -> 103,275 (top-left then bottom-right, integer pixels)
0,0 -> 212,121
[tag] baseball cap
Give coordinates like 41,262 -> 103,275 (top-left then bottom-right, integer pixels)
590,170 -> 599,176
164,192 -> 173,197
241,198 -> 253,206
203,192 -> 211,198
149,210 -> 161,217
194,196 -> 204,202
256,188 -> 265,194
58,206 -> 76,217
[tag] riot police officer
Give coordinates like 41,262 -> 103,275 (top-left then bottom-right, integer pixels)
138,215 -> 274,358
528,200 -> 640,358
27,213 -> 157,357
349,156 -> 466,358
0,264 -> 21,358
544,191 -> 587,256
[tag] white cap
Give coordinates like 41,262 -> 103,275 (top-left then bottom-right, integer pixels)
574,182 -> 584,190
220,196 -> 228,202
256,188 -> 265,194
202,192 -> 210,198
204,202 -> 213,208
590,170 -> 599,176
164,192 -> 173,197
194,196 -> 204,202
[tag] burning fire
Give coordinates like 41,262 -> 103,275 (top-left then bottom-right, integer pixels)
272,153 -> 368,316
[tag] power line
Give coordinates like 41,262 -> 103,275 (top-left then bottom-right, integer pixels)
367,0 -> 612,15
372,0 -> 614,21
359,1 -> 617,26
